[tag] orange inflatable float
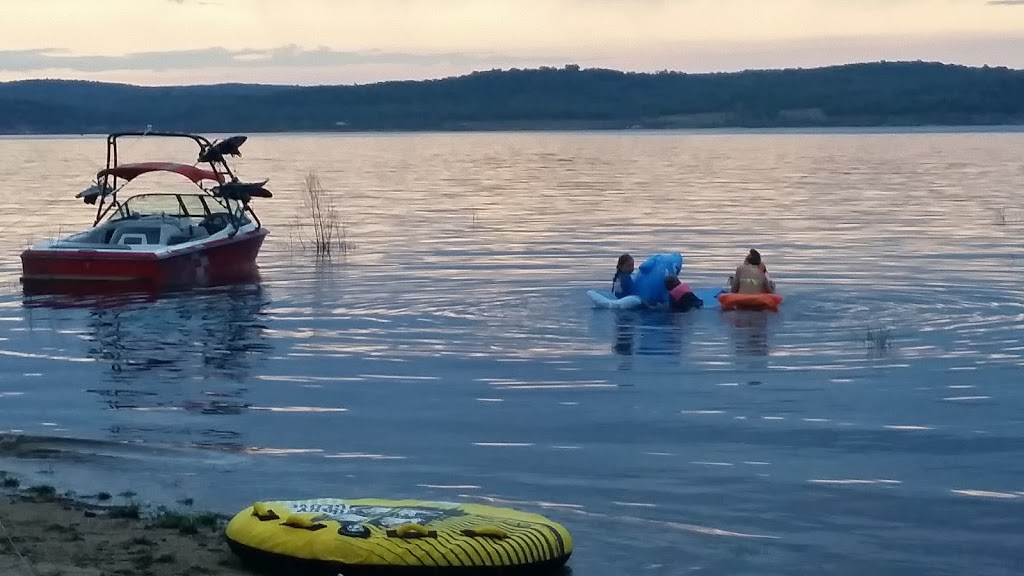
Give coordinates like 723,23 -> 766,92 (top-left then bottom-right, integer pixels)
717,292 -> 784,311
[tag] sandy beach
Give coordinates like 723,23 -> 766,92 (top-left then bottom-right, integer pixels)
0,470 -> 250,576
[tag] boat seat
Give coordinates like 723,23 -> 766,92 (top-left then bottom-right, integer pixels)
110,223 -> 186,246
186,223 -> 210,240
166,224 -> 211,245
116,233 -> 150,246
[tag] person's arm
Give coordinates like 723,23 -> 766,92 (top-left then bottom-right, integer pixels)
730,268 -> 740,293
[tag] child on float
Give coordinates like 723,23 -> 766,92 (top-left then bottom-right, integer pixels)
612,253 -> 635,298
664,275 -> 703,312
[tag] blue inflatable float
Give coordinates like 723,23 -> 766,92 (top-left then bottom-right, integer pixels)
587,252 -> 726,310
633,252 -> 683,305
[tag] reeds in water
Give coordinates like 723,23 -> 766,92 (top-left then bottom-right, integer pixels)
291,171 -> 354,257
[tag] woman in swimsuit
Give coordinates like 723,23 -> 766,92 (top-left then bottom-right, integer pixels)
730,249 -> 775,294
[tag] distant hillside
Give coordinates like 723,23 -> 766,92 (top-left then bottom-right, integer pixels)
2,61 -> 1024,134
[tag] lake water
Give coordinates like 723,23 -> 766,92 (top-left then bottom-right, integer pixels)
1,130 -> 1023,575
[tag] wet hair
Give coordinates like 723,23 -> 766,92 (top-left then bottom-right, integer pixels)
664,275 -> 681,290
745,248 -> 762,266
617,253 -> 633,269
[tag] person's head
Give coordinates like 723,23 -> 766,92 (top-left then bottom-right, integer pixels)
664,275 -> 681,290
617,253 -> 634,273
745,248 -> 762,266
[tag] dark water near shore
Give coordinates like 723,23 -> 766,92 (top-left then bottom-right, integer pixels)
2,130 -> 1024,575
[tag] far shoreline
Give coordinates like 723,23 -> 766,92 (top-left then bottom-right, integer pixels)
2,123 -> 1024,139
5,62 -> 1024,137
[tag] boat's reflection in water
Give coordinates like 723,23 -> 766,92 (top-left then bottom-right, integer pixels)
22,280 -> 272,449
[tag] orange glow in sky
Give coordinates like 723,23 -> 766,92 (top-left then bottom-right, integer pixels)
0,0 -> 1022,85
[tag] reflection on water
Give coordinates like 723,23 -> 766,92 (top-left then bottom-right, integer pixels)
635,311 -> 687,359
727,310 -> 772,359
17,286 -> 271,449
24,285 -> 270,384
612,311 -> 636,359
611,310 -> 698,360
606,304 -> 782,375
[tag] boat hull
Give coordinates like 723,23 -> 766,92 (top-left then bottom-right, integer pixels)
20,228 -> 268,293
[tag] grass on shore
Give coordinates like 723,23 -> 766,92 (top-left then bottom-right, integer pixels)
0,471 -> 250,576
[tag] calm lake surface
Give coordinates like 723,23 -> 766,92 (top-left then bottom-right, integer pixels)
1,130 -> 1023,575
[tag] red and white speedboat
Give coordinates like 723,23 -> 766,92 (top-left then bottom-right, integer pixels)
21,132 -> 272,293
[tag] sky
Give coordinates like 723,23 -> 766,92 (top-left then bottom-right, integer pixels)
0,0 -> 1023,86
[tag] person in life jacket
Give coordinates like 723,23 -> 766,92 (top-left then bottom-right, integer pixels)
664,275 -> 703,312
729,248 -> 775,294
612,253 -> 636,298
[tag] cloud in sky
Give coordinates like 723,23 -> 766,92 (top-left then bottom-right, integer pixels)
0,0 -> 1022,84
0,45 -> 530,74
1,32 -> 1022,87
6,0 -> 1024,52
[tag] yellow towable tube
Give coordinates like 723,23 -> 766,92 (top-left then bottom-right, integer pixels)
225,498 -> 573,575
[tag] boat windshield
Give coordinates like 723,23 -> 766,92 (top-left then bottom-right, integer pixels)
108,193 -> 251,225
111,193 -> 211,220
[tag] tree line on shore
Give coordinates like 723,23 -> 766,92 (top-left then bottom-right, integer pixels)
1,61 -> 1023,134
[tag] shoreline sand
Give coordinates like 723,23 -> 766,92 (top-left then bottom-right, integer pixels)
0,470 -> 250,576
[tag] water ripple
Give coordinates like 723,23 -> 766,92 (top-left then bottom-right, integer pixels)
2,131 -> 1024,576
